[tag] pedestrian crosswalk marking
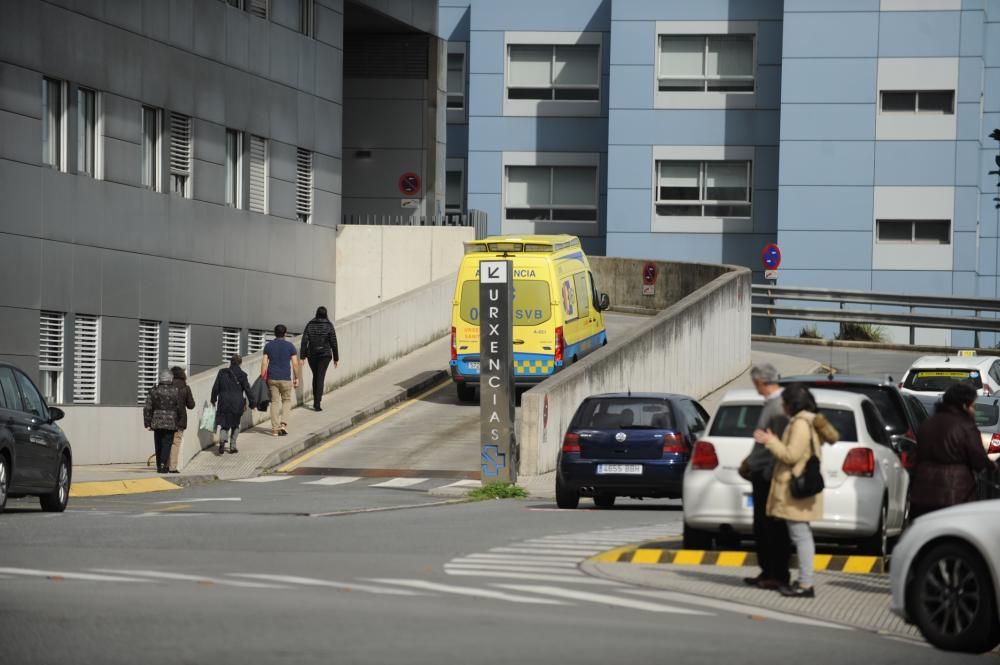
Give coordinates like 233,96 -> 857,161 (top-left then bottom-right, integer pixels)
370,477 -> 430,488
302,477 -> 362,486
366,579 -> 567,605
496,585 -> 713,615
439,480 -> 481,490
229,574 -> 425,596
442,570 -> 622,585
452,556 -> 578,567
489,547 -> 602,556
444,563 -> 585,576
232,476 -> 291,483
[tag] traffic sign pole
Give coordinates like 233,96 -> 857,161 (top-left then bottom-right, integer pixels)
479,260 -> 517,485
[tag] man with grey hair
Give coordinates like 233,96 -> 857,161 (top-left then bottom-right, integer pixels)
742,363 -> 791,590
143,369 -> 184,474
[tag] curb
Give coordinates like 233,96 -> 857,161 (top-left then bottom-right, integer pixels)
257,370 -> 450,475
592,543 -> 887,575
70,473 -> 219,498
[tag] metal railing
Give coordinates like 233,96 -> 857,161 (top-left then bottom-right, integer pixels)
752,284 -> 1000,345
341,209 -> 488,239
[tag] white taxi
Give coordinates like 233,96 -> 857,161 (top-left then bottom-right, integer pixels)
899,353 -> 1000,409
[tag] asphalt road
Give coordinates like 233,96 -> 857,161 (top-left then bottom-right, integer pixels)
753,341 -> 926,382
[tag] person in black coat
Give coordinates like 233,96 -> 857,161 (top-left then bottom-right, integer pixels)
211,354 -> 254,455
168,366 -> 195,473
300,306 -> 339,411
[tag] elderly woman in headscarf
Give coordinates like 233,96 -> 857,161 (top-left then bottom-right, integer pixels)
143,370 -> 184,473
211,354 -> 255,455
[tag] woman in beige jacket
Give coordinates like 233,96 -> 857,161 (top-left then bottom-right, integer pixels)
753,383 -> 839,598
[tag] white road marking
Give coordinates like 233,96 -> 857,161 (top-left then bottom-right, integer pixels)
469,552 -> 584,562
489,547 -> 601,556
622,590 -> 853,630
301,477 -> 362,486
230,574 -> 425,596
497,585 -> 714,615
443,570 -> 622,586
370,477 -> 429,488
437,480 -> 481,490
90,569 -> 288,589
366,579 -> 567,605
0,567 -> 156,583
155,498 -> 243,504
445,563 -> 585,575
451,556 -> 578,568
231,476 -> 291,483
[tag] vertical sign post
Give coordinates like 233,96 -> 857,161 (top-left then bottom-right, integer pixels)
479,259 -> 517,485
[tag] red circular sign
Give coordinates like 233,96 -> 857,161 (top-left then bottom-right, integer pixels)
761,243 -> 782,270
398,172 -> 421,196
642,262 -> 658,285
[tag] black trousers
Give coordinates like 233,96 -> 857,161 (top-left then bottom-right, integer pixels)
751,472 -> 791,584
153,429 -> 174,471
308,355 -> 332,408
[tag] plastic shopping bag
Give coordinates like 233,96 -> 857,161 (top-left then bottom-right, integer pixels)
199,402 -> 217,432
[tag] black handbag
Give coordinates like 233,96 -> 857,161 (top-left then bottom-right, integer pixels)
790,428 -> 824,499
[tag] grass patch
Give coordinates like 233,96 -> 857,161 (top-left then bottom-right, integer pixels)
467,482 -> 528,500
799,325 -> 822,339
836,322 -> 888,343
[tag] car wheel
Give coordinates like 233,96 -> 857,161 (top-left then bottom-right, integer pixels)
456,383 -> 476,403
683,523 -> 713,550
593,494 -> 615,509
39,457 -> 71,513
909,541 -> 1000,653
554,475 -> 579,510
0,453 -> 9,514
861,501 -> 889,557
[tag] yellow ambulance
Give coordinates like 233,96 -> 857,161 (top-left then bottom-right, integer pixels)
450,234 -> 610,401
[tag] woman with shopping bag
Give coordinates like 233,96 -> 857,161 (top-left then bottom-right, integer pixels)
210,354 -> 255,455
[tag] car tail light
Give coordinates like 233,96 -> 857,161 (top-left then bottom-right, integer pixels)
988,433 -> 1000,456
554,326 -> 565,363
562,432 -> 581,454
843,448 -> 875,477
450,326 -> 457,362
661,432 -> 687,454
690,441 -> 718,470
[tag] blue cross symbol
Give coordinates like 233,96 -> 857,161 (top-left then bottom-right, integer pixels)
481,445 -> 506,477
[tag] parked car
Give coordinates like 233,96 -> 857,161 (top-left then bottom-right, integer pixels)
975,396 -> 1000,462
899,353 -> 1000,409
890,500 -> 1000,653
682,389 -> 909,556
779,374 -> 925,468
0,362 -> 72,513
555,392 -> 709,509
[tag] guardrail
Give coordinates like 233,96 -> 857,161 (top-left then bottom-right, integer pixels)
752,284 -> 1000,345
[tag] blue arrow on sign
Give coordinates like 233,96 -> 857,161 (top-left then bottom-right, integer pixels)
481,444 -> 505,477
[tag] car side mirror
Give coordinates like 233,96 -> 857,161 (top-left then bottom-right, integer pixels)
597,293 -> 610,312
889,434 -> 915,455
48,406 -> 65,422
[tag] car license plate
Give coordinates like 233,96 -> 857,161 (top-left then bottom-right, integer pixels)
596,464 -> 642,475
744,494 -> 754,508
466,362 -> 479,371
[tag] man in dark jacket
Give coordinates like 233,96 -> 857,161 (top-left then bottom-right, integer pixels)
911,382 -> 996,519
300,306 -> 339,411
143,370 -> 184,474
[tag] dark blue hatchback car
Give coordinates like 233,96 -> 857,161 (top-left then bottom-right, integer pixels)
555,392 -> 709,509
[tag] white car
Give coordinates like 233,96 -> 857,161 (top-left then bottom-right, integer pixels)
890,500 -> 1000,653
682,389 -> 910,556
900,354 -> 1000,408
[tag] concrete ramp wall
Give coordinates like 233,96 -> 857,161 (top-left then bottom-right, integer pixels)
517,258 -> 751,477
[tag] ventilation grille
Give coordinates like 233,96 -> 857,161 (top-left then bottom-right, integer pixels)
249,135 -> 268,214
248,0 -> 268,19
296,148 -> 313,222
39,311 -> 65,372
137,320 -> 160,404
222,328 -> 241,363
169,113 -> 191,177
168,323 -> 189,374
344,34 -> 429,79
247,329 -> 274,355
73,315 -> 100,404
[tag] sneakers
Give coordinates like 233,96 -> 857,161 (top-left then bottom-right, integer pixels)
779,582 -> 815,598
228,447 -> 239,454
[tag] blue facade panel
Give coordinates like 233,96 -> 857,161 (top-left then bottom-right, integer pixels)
873,142 -> 957,186
954,186 -> 980,232
780,141 -> 875,186
779,186 -> 874,232
468,29 -> 504,74
878,12 -> 961,58
466,151 -> 501,195
468,117 -> 609,152
470,0 -> 610,31
780,59 -> 878,104
467,73 -> 503,117
958,58 -> 985,103
960,9 -> 985,57
611,0 -> 782,21
778,231 -> 873,271
609,110 -> 780,146
609,65 -> 655,109
872,271 -> 955,295
780,104 -> 875,141
783,12 -> 878,59
607,145 -> 652,190
606,189 -> 652,233
439,4 -> 471,40
609,20 -> 655,66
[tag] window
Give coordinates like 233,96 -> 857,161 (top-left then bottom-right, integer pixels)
137,320 -> 160,404
248,135 -> 268,213
247,0 -> 267,19
168,112 -> 192,197
141,106 -> 161,191
876,220 -> 951,244
226,0 -> 244,7
709,404 -> 763,437
15,370 -> 48,419
247,329 -> 274,355
573,273 -> 590,319
446,169 -> 463,213
0,368 -> 20,410
73,315 -> 100,404
447,51 -> 466,110
880,90 -> 954,114
39,311 -> 65,404
505,165 -> 597,222
167,323 -> 190,375
77,87 -> 97,177
507,45 -> 600,101
656,160 -> 751,217
658,34 -> 754,92
300,0 -> 313,36
222,327 -> 241,363
225,129 -> 244,209
42,77 -> 65,170
296,148 -> 313,223
459,280 -> 552,325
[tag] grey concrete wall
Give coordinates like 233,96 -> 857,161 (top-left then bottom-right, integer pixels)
517,261 -> 752,476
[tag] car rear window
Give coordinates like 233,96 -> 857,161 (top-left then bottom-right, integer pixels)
709,405 -> 763,438
975,402 -> 1000,428
818,408 -> 858,443
574,398 -> 674,430
903,369 -> 983,392
807,383 -> 907,434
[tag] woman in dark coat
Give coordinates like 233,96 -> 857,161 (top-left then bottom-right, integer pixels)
910,382 -> 996,519
168,366 -> 196,473
210,354 -> 254,455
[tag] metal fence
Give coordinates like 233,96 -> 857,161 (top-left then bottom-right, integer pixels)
751,284 -> 1000,345
341,209 -> 488,239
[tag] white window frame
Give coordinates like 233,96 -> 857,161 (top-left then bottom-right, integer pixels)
501,152 -> 599,236
167,323 -> 190,375
73,314 -> 101,404
225,129 -> 244,209
655,161 -> 752,216
42,77 -> 67,171
141,106 -> 162,192
137,320 -> 161,404
654,21 -> 757,110
168,112 -> 192,198
248,134 -> 268,214
446,42 -> 467,123
39,311 -> 65,404
651,145 -> 754,234
503,32 -> 603,117
222,327 -> 241,363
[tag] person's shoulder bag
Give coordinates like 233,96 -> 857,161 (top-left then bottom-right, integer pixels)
789,421 -> 825,499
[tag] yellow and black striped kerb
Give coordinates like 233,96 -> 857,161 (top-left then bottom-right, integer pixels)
592,546 -> 886,574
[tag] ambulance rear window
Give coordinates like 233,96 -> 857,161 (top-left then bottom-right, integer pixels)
459,280 -> 552,326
